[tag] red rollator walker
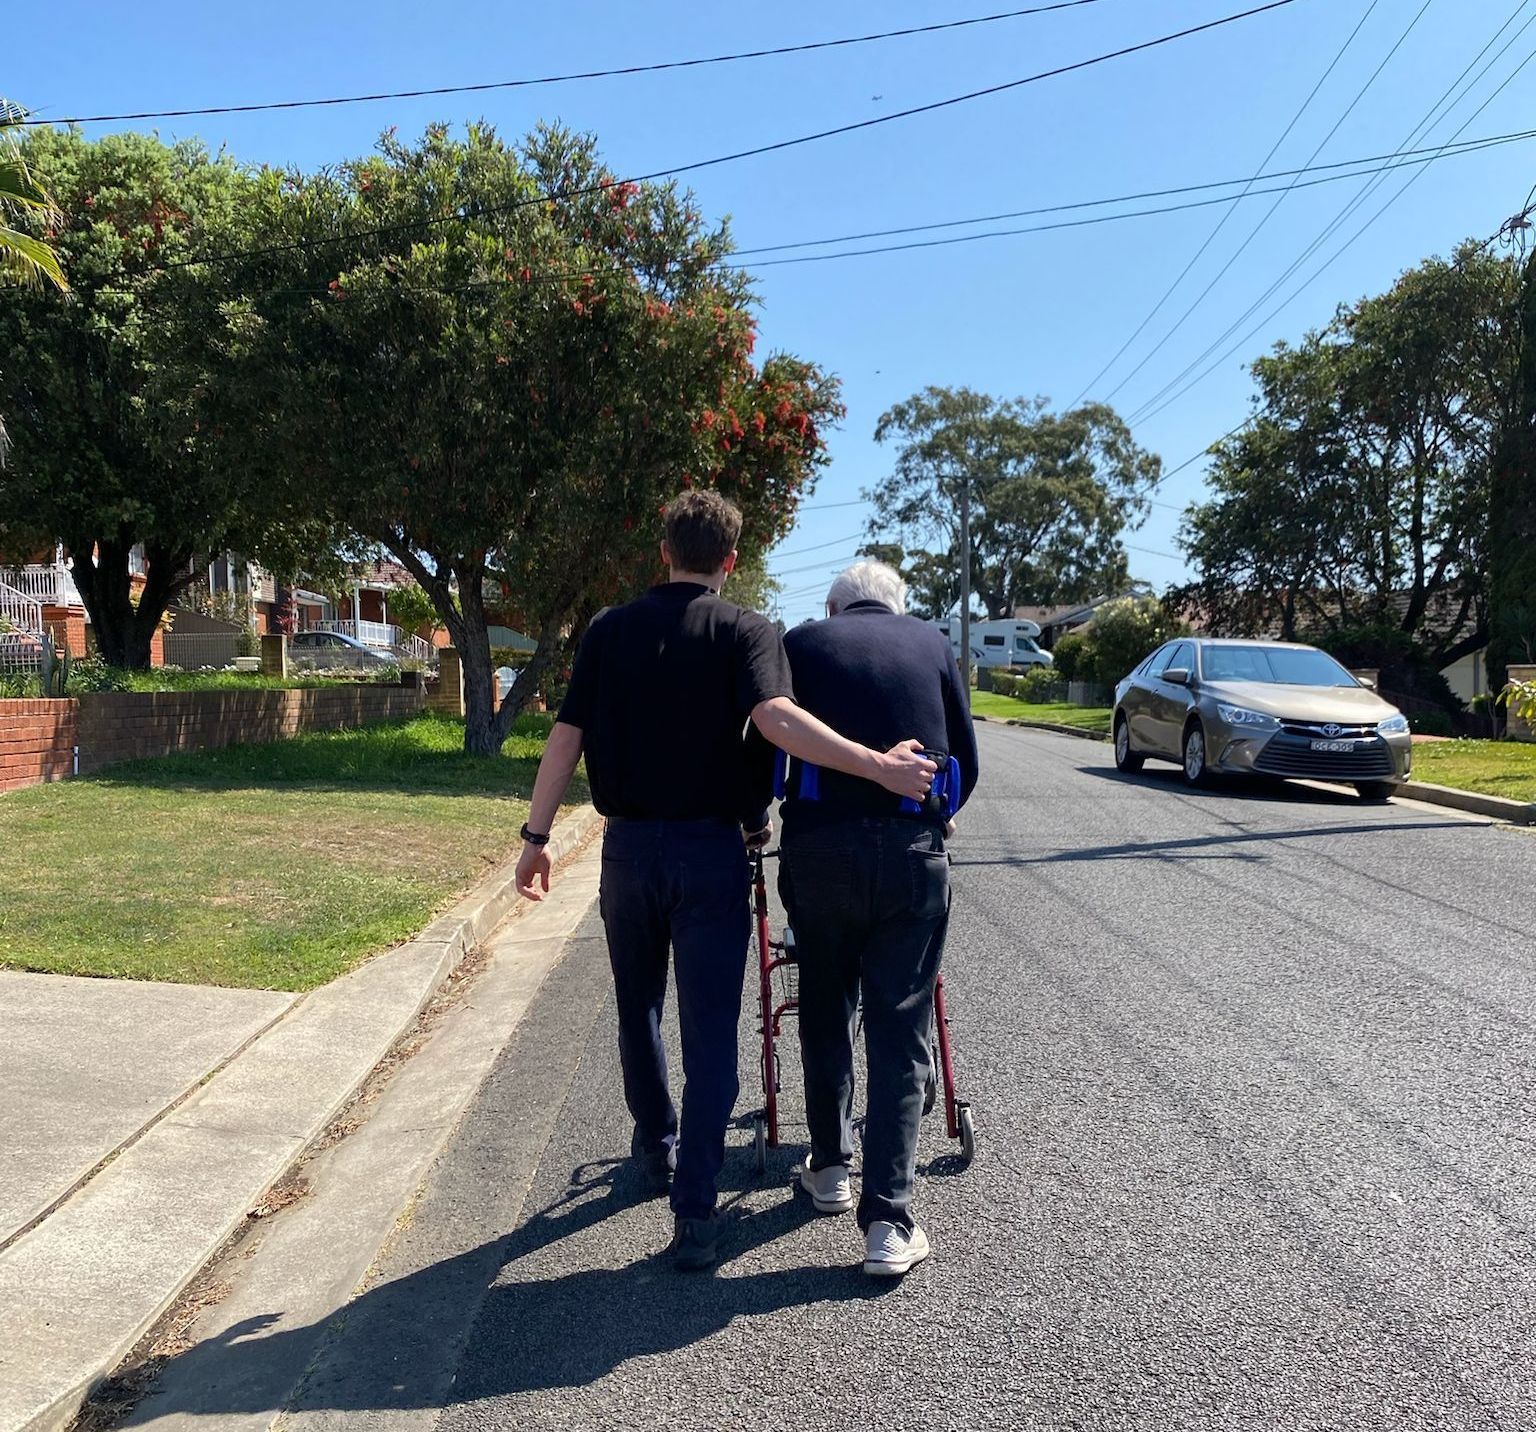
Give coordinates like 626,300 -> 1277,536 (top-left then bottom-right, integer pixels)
748,751 -> 976,1173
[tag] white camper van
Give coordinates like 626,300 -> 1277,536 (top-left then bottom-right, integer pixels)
934,619 -> 1053,671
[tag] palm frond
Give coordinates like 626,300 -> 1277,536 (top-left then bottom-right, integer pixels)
0,154 -> 52,214
0,224 -> 69,291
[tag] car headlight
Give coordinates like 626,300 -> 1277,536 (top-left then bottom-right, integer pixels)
1216,704 -> 1278,728
1377,713 -> 1409,735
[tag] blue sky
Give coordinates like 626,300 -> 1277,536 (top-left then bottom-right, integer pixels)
9,1 -> 1535,624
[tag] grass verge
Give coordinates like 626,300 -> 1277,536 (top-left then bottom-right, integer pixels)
0,713 -> 584,991
1410,739 -> 1536,804
971,692 -> 1113,733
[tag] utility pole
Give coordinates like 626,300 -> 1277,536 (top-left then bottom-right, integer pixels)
958,473 -> 972,697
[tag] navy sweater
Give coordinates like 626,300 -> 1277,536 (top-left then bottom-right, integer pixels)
776,601 -> 980,831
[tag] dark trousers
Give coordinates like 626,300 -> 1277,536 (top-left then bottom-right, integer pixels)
598,818 -> 750,1222
779,816 -> 951,1232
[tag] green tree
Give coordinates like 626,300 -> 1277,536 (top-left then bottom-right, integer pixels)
0,127 -> 316,666
380,580 -> 442,638
229,124 -> 839,753
1487,239 -> 1536,689
1178,244 -> 1522,667
867,387 -> 1157,621
1076,595 -> 1189,684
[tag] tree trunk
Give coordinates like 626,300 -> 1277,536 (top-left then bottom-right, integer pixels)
456,560 -> 502,756
67,536 -> 135,667
64,535 -> 190,668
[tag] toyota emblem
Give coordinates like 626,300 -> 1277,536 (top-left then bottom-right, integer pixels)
1321,723 -> 1342,738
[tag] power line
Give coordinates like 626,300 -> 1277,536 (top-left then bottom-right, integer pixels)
726,135 -> 1535,269
22,1 -> 1119,126
772,552 -> 865,578
167,0 -> 1303,272
1133,33 -> 1536,427
1070,0 -> 1384,408
1102,0 -> 1438,411
1129,6 -> 1536,425
769,530 -> 865,562
733,127 -> 1536,258
184,122 -> 1536,302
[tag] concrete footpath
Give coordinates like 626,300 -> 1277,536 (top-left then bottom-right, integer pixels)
0,806 -> 603,1432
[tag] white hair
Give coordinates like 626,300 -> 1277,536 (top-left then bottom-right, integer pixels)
826,560 -> 907,616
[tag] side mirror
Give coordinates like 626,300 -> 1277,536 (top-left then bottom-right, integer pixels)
1357,675 -> 1377,690
1163,667 -> 1191,687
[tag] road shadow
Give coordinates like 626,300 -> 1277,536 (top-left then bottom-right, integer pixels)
118,1149 -> 877,1423
1076,763 -> 1383,808
952,817 -> 1475,868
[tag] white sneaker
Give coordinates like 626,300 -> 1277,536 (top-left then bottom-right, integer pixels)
863,1220 -> 930,1277
799,1162 -> 854,1214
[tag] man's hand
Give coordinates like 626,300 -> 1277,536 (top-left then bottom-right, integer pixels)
876,740 -> 939,800
515,843 -> 553,901
743,818 -> 773,851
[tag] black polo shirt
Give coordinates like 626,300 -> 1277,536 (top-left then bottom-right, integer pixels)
557,582 -> 792,823
779,600 -> 980,831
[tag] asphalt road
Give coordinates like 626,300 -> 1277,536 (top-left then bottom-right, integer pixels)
281,724 -> 1536,1432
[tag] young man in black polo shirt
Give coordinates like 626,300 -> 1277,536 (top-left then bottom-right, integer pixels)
515,492 -> 937,1270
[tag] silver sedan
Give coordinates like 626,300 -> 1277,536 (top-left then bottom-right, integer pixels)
1112,639 -> 1413,800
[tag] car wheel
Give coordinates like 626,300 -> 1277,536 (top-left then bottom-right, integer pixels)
1181,721 -> 1211,787
1356,780 -> 1397,803
1113,715 -> 1144,773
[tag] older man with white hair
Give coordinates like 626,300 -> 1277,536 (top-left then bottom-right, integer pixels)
777,559 -> 979,1275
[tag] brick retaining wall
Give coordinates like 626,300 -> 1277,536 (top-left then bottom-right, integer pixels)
0,700 -> 79,793
0,682 -> 426,791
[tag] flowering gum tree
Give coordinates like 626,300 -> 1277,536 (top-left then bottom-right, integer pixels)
226,123 -> 840,753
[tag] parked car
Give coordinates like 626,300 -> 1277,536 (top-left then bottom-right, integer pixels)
1111,638 -> 1412,799
289,630 -> 394,671
496,665 -> 523,702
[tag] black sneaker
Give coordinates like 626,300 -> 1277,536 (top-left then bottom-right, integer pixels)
669,1215 -> 719,1272
640,1154 -> 674,1199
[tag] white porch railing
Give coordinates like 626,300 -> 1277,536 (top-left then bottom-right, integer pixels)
0,563 -> 81,607
397,633 -> 436,666
316,617 -> 399,648
0,578 -> 44,637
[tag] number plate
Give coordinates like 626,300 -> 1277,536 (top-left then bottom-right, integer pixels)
1310,739 -> 1356,753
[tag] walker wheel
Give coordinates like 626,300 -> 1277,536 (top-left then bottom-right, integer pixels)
957,1103 -> 976,1165
753,1114 -> 768,1174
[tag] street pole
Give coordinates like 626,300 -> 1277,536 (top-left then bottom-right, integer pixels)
958,473 -> 972,697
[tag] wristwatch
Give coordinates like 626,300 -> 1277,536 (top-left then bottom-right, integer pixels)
520,823 -> 551,846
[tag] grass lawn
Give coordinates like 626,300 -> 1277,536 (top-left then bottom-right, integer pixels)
1410,739 -> 1536,804
0,713 -> 584,991
971,691 -> 1113,733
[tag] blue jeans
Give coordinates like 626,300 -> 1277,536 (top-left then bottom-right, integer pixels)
598,818 -> 750,1221
779,817 -> 951,1231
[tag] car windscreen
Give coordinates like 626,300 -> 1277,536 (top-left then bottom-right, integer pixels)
1201,645 -> 1358,687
